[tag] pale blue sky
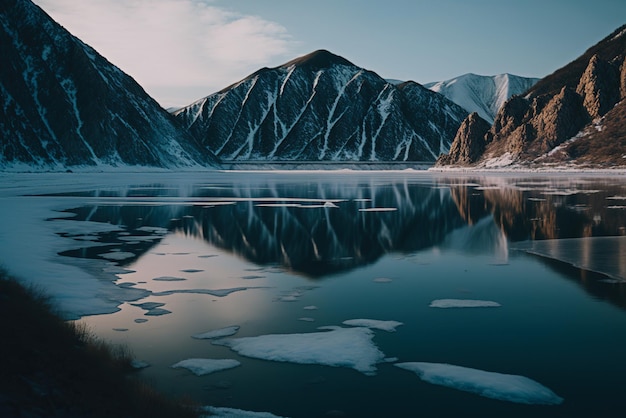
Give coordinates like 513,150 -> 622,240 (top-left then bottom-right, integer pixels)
36,0 -> 625,108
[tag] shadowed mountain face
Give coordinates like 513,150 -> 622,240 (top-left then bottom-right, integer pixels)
0,0 -> 218,170
436,25 -> 626,168
173,50 -> 468,162
55,176 -> 625,278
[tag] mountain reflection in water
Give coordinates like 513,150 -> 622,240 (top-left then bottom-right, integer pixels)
58,175 -> 626,281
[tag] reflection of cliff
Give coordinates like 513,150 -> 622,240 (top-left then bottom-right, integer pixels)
447,178 -> 626,241
181,180 -> 466,276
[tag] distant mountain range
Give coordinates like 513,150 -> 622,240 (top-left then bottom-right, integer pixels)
0,0 -> 217,171
1,0 -> 624,170
424,74 -> 539,124
172,50 -> 469,162
436,25 -> 626,169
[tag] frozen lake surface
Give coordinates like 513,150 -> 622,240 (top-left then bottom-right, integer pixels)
1,170 -> 626,417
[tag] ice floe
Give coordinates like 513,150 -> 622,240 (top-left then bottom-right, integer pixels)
152,287 -> 256,297
511,236 -> 626,282
131,360 -> 150,369
171,358 -> 240,376
213,326 -> 387,375
395,362 -> 563,405
180,268 -> 204,273
429,299 -> 501,308
373,277 -> 393,283
152,276 -> 186,281
131,301 -> 171,316
298,317 -> 315,322
358,207 -> 398,212
201,406 -> 287,418
193,326 -> 240,339
342,319 -> 403,332
303,305 -> 318,310
98,251 -> 135,261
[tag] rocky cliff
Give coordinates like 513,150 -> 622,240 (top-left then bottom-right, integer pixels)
436,24 -> 626,169
436,112 -> 491,166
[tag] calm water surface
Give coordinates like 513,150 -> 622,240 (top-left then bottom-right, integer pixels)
47,171 -> 626,417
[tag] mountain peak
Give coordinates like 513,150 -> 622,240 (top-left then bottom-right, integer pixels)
281,49 -> 355,70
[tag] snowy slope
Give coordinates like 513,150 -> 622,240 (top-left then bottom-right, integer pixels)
424,73 -> 539,124
174,50 -> 468,162
0,0 -> 218,171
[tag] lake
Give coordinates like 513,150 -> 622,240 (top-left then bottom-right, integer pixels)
10,170 -> 626,417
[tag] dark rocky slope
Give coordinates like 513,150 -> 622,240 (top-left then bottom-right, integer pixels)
0,0 -> 217,170
174,50 -> 468,162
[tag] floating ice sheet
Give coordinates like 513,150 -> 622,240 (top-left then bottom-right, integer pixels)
193,326 -> 240,339
171,358 -> 240,376
342,319 -> 403,332
98,251 -> 135,261
429,299 -> 501,308
152,287 -> 256,297
202,406 -> 287,418
152,276 -> 186,282
213,326 -> 387,375
395,362 -> 563,405
511,236 -> 626,282
358,207 -> 397,212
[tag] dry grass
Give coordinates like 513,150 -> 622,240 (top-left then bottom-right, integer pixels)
0,269 -> 201,418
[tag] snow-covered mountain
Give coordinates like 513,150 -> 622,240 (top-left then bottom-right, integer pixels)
0,0 -> 218,171
173,50 -> 469,162
424,74 -> 539,124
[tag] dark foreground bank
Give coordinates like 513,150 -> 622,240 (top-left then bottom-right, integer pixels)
0,269 -> 200,418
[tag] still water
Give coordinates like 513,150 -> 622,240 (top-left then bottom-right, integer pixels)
48,171 -> 626,417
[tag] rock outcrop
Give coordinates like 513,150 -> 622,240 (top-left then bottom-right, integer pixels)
576,54 -> 621,119
436,24 -> 626,168
436,112 -> 490,166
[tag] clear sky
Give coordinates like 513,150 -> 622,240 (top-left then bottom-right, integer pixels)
34,0 -> 626,109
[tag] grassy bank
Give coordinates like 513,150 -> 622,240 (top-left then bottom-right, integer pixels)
0,269 -> 200,418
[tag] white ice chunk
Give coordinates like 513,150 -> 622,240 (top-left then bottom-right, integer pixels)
358,207 -> 398,212
429,299 -> 501,308
373,277 -> 393,283
153,276 -> 186,281
98,251 -> 135,260
202,406 -> 287,418
193,326 -> 240,339
303,305 -> 318,310
342,319 -> 403,332
298,317 -> 315,322
213,326 -> 386,375
395,362 -> 563,405
152,287 -> 256,297
131,360 -> 150,369
171,358 -> 240,376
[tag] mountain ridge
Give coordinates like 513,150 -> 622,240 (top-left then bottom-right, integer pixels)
174,49 -> 469,162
